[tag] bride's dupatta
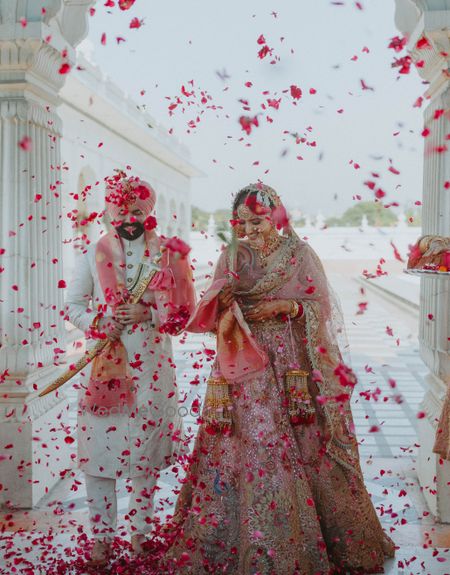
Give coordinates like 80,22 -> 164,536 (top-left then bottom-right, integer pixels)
188,232 -> 361,475
258,234 -> 362,476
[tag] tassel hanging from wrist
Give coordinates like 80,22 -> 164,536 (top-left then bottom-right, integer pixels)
203,376 -> 233,435
285,368 -> 315,425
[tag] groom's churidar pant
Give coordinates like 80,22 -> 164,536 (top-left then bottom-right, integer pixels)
85,473 -> 157,539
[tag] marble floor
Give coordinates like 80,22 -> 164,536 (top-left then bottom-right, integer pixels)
1,265 -> 449,574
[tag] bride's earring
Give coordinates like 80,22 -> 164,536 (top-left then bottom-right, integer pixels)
269,225 -> 279,240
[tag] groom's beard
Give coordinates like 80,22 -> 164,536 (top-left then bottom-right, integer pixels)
116,221 -> 145,241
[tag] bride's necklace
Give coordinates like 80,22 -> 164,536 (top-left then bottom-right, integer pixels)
255,233 -> 283,268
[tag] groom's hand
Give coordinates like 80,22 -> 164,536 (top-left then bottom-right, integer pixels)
97,316 -> 125,341
115,303 -> 151,325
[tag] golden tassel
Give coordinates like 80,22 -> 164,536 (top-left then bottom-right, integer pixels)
285,369 -> 315,425
203,376 -> 233,434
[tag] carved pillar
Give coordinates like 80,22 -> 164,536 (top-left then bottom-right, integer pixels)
0,0 -> 93,508
395,0 -> 450,521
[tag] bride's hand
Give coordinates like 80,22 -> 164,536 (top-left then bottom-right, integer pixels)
245,299 -> 292,322
218,285 -> 235,311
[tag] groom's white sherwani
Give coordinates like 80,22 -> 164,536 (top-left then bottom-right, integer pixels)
66,233 -> 185,480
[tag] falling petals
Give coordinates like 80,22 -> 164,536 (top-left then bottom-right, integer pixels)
18,136 -> 32,151
130,17 -> 144,28
390,240 -> 405,262
163,236 -> 191,257
58,62 -> 71,75
290,85 -> 302,100
118,0 -> 136,9
388,36 -> 407,53
144,215 -> 158,230
416,36 -> 431,50
239,115 -> 259,135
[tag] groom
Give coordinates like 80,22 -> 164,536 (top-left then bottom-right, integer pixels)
65,171 -> 195,564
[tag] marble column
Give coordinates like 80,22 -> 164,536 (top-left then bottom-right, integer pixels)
395,0 -> 450,521
0,0 -> 93,508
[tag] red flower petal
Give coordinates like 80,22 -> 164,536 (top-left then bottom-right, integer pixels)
119,0 -> 135,9
163,236 -> 191,257
144,215 -> 157,230
18,136 -> 32,151
290,85 -> 303,100
130,17 -> 143,28
58,62 -> 71,75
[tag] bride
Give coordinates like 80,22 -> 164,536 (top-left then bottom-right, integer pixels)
161,183 -> 395,574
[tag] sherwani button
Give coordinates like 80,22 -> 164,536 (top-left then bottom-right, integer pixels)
127,264 -> 133,269
127,251 -> 132,256
127,329 -> 133,335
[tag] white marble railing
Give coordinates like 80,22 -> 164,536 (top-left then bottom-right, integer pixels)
189,226 -> 421,296
190,226 -> 420,264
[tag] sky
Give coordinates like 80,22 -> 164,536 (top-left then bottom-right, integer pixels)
84,0 -> 425,218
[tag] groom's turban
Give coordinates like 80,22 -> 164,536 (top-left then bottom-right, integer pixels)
105,171 -> 156,220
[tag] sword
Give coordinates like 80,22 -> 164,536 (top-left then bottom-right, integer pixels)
39,255 -> 162,398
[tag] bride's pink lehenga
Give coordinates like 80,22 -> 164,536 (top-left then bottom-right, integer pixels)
161,235 -> 395,575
